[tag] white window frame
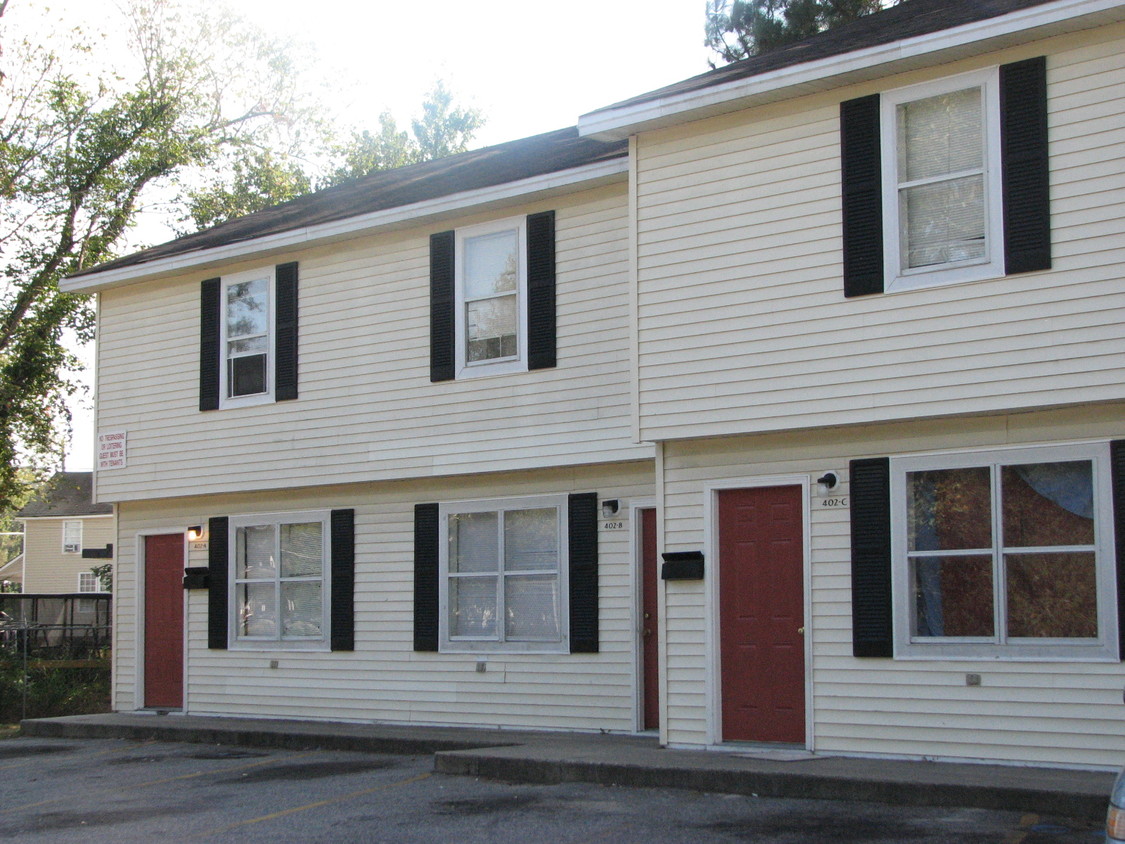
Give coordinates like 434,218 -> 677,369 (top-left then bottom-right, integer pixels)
62,520 -> 82,554
227,510 -> 331,651
77,571 -> 103,593
880,67 -> 1005,293
219,267 -> 276,409
454,216 -> 529,379
439,494 -> 569,654
890,442 -> 1119,661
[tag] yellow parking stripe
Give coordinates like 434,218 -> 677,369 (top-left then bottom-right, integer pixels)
193,771 -> 432,838
1001,812 -> 1040,844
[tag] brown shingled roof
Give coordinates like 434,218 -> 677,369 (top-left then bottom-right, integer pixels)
71,127 -> 628,279
17,472 -> 113,518
586,0 -> 1061,116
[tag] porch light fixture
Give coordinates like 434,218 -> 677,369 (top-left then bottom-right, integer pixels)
186,525 -> 203,541
816,472 -> 838,491
601,499 -> 619,519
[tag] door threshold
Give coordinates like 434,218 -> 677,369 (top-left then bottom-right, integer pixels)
719,742 -> 815,762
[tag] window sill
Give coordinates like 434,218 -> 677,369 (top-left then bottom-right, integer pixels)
217,392 -> 275,411
440,641 -> 570,655
227,641 -> 330,653
892,646 -> 1118,663
884,260 -> 1004,294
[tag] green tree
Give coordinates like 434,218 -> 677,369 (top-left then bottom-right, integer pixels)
183,148 -> 312,231
0,0 -> 313,510
705,0 -> 892,65
192,80 -> 485,224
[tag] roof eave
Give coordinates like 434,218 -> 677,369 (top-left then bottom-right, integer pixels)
579,0 -> 1125,141
62,157 -> 629,293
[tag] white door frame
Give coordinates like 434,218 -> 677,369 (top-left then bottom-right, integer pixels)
134,528 -> 191,712
629,497 -> 657,733
703,474 -> 813,749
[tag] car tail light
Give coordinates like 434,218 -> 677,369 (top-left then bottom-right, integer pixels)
1108,803 -> 1125,840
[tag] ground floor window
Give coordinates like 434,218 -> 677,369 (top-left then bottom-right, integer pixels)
228,510 -> 329,649
439,494 -> 569,653
891,443 -> 1117,659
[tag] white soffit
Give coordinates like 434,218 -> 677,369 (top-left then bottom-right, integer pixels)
579,0 -> 1125,140
61,158 -> 629,293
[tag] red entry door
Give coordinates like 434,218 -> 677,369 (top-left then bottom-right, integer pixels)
718,486 -> 805,744
144,534 -> 184,709
640,508 -> 659,730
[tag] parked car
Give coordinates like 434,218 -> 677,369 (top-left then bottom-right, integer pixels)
1109,767 -> 1125,843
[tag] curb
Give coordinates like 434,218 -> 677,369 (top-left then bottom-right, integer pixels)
435,751 -> 1110,824
20,716 -> 509,756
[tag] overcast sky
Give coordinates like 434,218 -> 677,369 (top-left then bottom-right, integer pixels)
17,0 -> 714,470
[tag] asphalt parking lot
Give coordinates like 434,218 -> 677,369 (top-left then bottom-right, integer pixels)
0,736 -> 1106,843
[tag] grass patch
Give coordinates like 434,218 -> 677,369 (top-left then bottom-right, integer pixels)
0,648 -> 111,722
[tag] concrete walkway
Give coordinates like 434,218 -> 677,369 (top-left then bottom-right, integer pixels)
20,713 -> 1115,824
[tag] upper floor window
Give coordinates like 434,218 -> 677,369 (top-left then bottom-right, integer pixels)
199,262 -> 299,412
229,510 -> 330,650
455,217 -> 528,378
841,57 -> 1050,298
221,268 -> 274,405
429,211 -> 556,382
881,68 -> 1003,291
890,443 -> 1117,660
62,520 -> 82,554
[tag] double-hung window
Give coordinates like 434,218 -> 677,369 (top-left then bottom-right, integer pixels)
841,57 -> 1049,297
221,268 -> 274,405
881,68 -> 1003,291
200,262 -> 297,411
455,217 -> 528,378
229,511 -> 330,649
62,520 -> 82,554
891,443 -> 1118,660
439,495 -> 569,652
429,211 -> 556,382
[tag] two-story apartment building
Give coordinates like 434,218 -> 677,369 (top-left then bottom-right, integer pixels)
63,0 -> 1125,769
6,472 -> 114,594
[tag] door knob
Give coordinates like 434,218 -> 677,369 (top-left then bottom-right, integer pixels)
798,627 -> 805,636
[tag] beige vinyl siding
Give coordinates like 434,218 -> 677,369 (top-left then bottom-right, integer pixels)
634,27 -> 1125,444
20,517 -> 114,594
659,402 -> 1125,768
116,462 -> 652,731
95,183 -> 651,503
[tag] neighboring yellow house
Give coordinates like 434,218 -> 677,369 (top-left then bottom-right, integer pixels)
9,472 -> 114,594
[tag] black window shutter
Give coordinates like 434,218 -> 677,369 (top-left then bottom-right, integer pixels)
199,278 -> 221,411
1111,441 -> 1125,660
1000,56 -> 1051,275
429,231 -> 455,382
850,457 -> 892,657
275,262 -> 299,401
330,509 -> 355,651
414,503 -> 440,651
568,491 -> 599,653
840,95 -> 884,297
526,210 -> 557,370
207,516 -> 229,649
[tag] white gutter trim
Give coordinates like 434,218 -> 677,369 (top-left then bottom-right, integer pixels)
579,0 -> 1125,139
17,514 -> 115,520
61,157 -> 629,292
0,553 -> 23,576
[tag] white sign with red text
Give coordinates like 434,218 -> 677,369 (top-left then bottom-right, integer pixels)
97,430 -> 127,470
